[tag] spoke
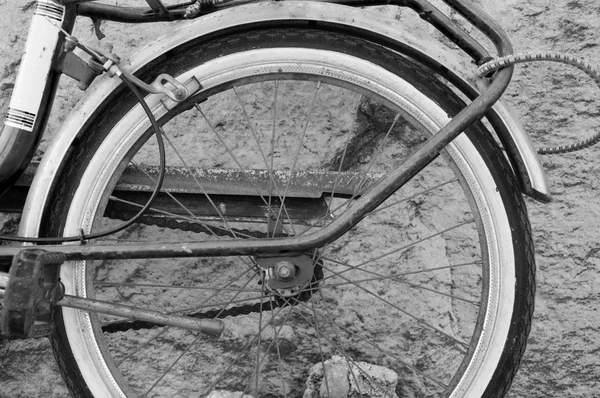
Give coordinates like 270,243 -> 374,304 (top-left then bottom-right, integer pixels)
165,261 -> 264,318
293,295 -> 448,390
317,260 -> 469,349
272,81 -> 322,237
316,289 -> 365,396
323,92 -> 360,211
193,103 -> 296,234
253,282 -> 267,395
321,111 -> 400,222
351,112 -> 400,195
240,303 -> 297,395
201,297 -> 295,395
318,260 -> 482,283
129,159 -> 208,227
111,260 -> 258,366
203,267 -> 262,321
233,85 -> 297,236
233,259 -> 480,307
113,328 -> 168,368
94,281 -> 262,293
315,270 -> 480,306
267,81 -> 279,234
391,260 -> 483,276
368,177 -> 458,216
404,282 -> 479,305
298,140 -> 452,238
233,86 -> 273,171
308,288 -> 331,397
319,218 -> 475,282
142,333 -> 203,397
281,294 -> 440,394
324,175 -> 455,228
240,290 -> 296,396
159,129 -> 241,238
269,294 -> 288,397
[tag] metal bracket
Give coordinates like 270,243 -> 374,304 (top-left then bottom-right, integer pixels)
60,51 -> 104,91
258,255 -> 314,292
115,71 -> 192,102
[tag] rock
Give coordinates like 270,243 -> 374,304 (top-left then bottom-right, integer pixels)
304,356 -> 398,398
319,361 -> 350,398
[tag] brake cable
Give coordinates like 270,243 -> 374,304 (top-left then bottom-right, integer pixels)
0,74 -> 168,243
477,52 -> 600,155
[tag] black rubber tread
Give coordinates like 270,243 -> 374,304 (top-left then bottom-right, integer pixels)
41,28 -> 535,398
470,116 -> 536,398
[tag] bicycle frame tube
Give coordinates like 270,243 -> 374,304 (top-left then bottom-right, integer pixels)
0,1 -> 76,196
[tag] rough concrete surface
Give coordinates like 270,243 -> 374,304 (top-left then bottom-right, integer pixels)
1,0 -> 600,397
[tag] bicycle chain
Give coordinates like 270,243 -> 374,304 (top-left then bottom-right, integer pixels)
102,211 -> 321,334
107,210 -> 288,239
102,294 -> 301,334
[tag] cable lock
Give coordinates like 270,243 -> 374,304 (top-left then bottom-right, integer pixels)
477,52 -> 600,155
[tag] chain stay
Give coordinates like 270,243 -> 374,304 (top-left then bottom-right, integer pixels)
1,213 -> 322,336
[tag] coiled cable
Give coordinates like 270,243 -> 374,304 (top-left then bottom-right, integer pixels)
477,52 -> 600,155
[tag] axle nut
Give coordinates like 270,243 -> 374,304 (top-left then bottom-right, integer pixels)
274,261 -> 297,281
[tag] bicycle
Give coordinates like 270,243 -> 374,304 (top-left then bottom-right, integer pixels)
0,0 -> 597,397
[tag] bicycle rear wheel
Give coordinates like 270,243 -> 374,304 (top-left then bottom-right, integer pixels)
43,29 -> 534,397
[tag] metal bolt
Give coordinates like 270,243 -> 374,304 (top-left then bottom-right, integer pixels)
174,88 -> 187,101
274,261 -> 297,281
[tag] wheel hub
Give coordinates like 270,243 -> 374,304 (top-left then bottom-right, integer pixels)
272,260 -> 297,281
257,254 -> 316,297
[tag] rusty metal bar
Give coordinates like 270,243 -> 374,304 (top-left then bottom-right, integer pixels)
58,294 -> 224,336
108,192 -> 330,224
0,270 -> 223,336
114,165 -> 383,198
0,162 -> 383,213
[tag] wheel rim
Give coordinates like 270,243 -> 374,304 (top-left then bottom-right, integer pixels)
57,48 -> 514,397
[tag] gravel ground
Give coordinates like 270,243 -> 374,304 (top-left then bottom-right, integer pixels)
1,1 -> 600,397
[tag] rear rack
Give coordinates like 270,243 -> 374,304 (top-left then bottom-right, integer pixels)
74,0 -> 508,63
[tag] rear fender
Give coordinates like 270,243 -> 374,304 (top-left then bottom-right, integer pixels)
19,1 -> 550,237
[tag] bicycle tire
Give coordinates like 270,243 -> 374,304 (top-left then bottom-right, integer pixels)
42,28 -> 535,398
